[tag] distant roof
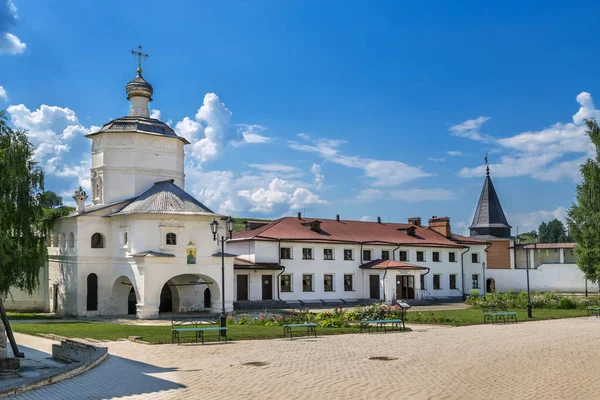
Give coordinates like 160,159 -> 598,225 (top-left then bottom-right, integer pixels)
234,257 -> 283,270
231,217 -> 485,248
469,173 -> 512,239
360,259 -> 429,270
523,243 -> 576,249
131,251 -> 175,258
109,179 -> 217,217
86,116 -> 190,144
63,197 -> 137,218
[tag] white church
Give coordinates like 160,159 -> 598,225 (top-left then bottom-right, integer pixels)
46,64 -> 236,319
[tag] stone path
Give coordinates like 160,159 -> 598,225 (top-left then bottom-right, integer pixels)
12,318 -> 600,399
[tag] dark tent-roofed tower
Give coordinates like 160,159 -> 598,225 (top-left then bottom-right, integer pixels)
469,162 -> 513,276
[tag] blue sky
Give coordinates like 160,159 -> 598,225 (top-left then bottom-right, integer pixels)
2,0 -> 599,234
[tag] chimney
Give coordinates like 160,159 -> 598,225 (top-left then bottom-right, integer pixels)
73,186 -> 88,213
408,216 -> 422,226
298,211 -> 302,220
428,216 -> 451,238
377,216 -> 381,224
336,214 -> 340,222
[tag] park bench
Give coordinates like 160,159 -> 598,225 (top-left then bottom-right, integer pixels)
171,317 -> 228,345
282,323 -> 317,339
359,319 -> 403,333
482,305 -> 517,324
587,305 -> 600,318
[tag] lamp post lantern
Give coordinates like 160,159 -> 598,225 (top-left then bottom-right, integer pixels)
210,216 -> 235,335
523,233 -> 537,319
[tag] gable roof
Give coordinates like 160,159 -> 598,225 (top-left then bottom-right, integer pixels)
231,217 -> 485,248
109,179 -> 217,217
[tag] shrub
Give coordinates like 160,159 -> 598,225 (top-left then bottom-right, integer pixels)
557,296 -> 576,309
469,289 -> 480,299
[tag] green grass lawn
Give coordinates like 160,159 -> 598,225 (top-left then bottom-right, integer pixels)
10,307 -> 592,344
6,312 -> 57,320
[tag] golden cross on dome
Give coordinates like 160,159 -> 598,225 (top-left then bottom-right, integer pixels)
131,45 -> 149,72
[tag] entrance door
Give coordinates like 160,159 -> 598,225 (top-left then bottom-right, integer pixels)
87,273 -> 98,311
204,288 -> 211,308
369,275 -> 380,299
397,276 -> 415,300
262,275 -> 273,300
237,275 -> 249,301
486,278 -> 495,293
128,288 -> 137,315
159,283 -> 172,312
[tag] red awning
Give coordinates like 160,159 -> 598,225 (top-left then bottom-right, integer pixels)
359,259 -> 428,270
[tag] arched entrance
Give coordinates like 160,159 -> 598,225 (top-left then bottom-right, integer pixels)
128,288 -> 137,315
486,278 -> 496,293
87,273 -> 98,311
159,283 -> 173,312
204,288 -> 211,308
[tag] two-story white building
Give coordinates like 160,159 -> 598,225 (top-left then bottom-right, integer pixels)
228,215 -> 488,306
47,65 -> 234,319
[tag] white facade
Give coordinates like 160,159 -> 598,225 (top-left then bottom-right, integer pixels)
228,239 -> 487,304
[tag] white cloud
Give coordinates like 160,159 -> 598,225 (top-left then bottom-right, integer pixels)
248,163 -> 301,173
428,157 -> 445,162
0,86 -> 7,101
459,92 -> 598,182
150,109 -> 161,119
235,124 -> 271,145
0,1 -> 26,55
297,132 -> 310,140
449,116 -> 491,142
289,137 -> 431,187
311,163 -> 324,190
352,188 -> 454,203
509,206 -> 568,233
447,151 -> 464,156
360,215 -> 373,222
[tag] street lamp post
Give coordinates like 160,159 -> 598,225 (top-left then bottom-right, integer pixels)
210,216 -> 235,336
522,233 -> 537,319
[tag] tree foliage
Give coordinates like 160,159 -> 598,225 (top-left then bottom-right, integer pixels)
0,111 -> 48,297
40,191 -> 63,209
538,219 -> 570,243
567,119 -> 600,283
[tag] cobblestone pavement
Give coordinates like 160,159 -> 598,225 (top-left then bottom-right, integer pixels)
12,318 -> 600,400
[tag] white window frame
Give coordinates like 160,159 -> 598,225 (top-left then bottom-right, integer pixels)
280,274 -> 293,292
399,250 -> 409,262
302,274 -> 314,292
433,274 -> 442,290
472,274 -> 479,289
280,247 -> 293,260
302,247 -> 314,260
381,250 -> 390,260
323,248 -> 334,261
472,253 -> 480,263
449,252 -> 457,263
344,274 -> 354,291
432,251 -> 441,262
363,249 -> 373,262
323,274 -> 335,292
449,274 -> 457,290
343,249 -> 354,261
417,251 -> 426,262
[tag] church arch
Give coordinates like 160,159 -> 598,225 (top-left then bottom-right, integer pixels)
87,273 -> 98,311
91,233 -> 105,248
157,274 -> 218,315
67,232 -> 75,249
166,232 -> 177,245
111,275 -> 139,315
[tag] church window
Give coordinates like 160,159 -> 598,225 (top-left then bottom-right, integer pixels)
87,273 -> 98,311
91,233 -> 104,248
68,232 -> 75,249
166,232 -> 177,245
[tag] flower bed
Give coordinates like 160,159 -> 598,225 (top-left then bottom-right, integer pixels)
466,291 -> 598,310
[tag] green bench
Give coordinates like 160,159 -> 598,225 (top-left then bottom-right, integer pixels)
482,305 -> 517,324
171,317 -> 228,345
282,323 -> 317,339
587,306 -> 600,318
359,319 -> 403,333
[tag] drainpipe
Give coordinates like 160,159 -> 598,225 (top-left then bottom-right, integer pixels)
387,244 -> 401,304
460,246 -> 470,300
382,268 -> 388,303
483,242 -> 492,294
276,239 -> 284,301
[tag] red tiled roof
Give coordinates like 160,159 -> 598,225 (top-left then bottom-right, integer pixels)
523,243 -> 576,249
233,257 -> 283,270
231,217 -> 485,248
360,259 -> 429,270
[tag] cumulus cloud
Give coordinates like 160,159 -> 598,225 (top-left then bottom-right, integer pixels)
297,132 -> 310,140
0,85 -> 7,101
352,188 -> 454,203
174,93 -> 271,165
289,137 -> 431,187
447,151 -> 465,156
150,109 -> 161,119
459,92 -> 598,182
311,163 -> 324,190
0,1 -> 26,55
508,206 -> 568,233
428,157 -> 445,162
360,215 -> 373,222
449,116 -> 491,142
248,163 -> 301,173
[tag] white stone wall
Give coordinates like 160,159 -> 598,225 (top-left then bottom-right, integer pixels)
488,263 -> 600,293
3,265 -> 49,312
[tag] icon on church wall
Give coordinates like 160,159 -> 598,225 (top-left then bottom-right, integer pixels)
187,248 -> 196,264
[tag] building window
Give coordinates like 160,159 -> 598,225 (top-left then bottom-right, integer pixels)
472,253 -> 479,263
417,251 -> 425,262
433,252 -> 440,262
323,249 -> 334,260
302,274 -> 313,292
449,274 -> 457,290
281,275 -> 292,292
420,274 -> 426,290
280,247 -> 292,260
86,273 -> 98,311
449,252 -> 456,262
67,232 -> 75,249
344,249 -> 353,260
166,232 -> 177,245
324,274 -> 334,292
302,248 -> 313,260
344,274 -> 353,291
59,233 -> 66,248
399,251 -> 408,261
433,274 -> 441,290
472,274 -> 479,289
363,249 -> 372,261
91,233 -> 104,249
381,250 -> 390,260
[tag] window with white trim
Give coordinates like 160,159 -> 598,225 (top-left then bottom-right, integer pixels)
324,274 -> 334,292
302,248 -> 313,260
344,249 -> 353,260
344,274 -> 353,291
381,250 -> 390,260
433,274 -> 441,290
323,248 -> 334,260
363,249 -> 372,261
302,274 -> 313,292
281,274 -> 292,292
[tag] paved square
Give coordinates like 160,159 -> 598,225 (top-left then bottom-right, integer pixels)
12,318 -> 600,399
